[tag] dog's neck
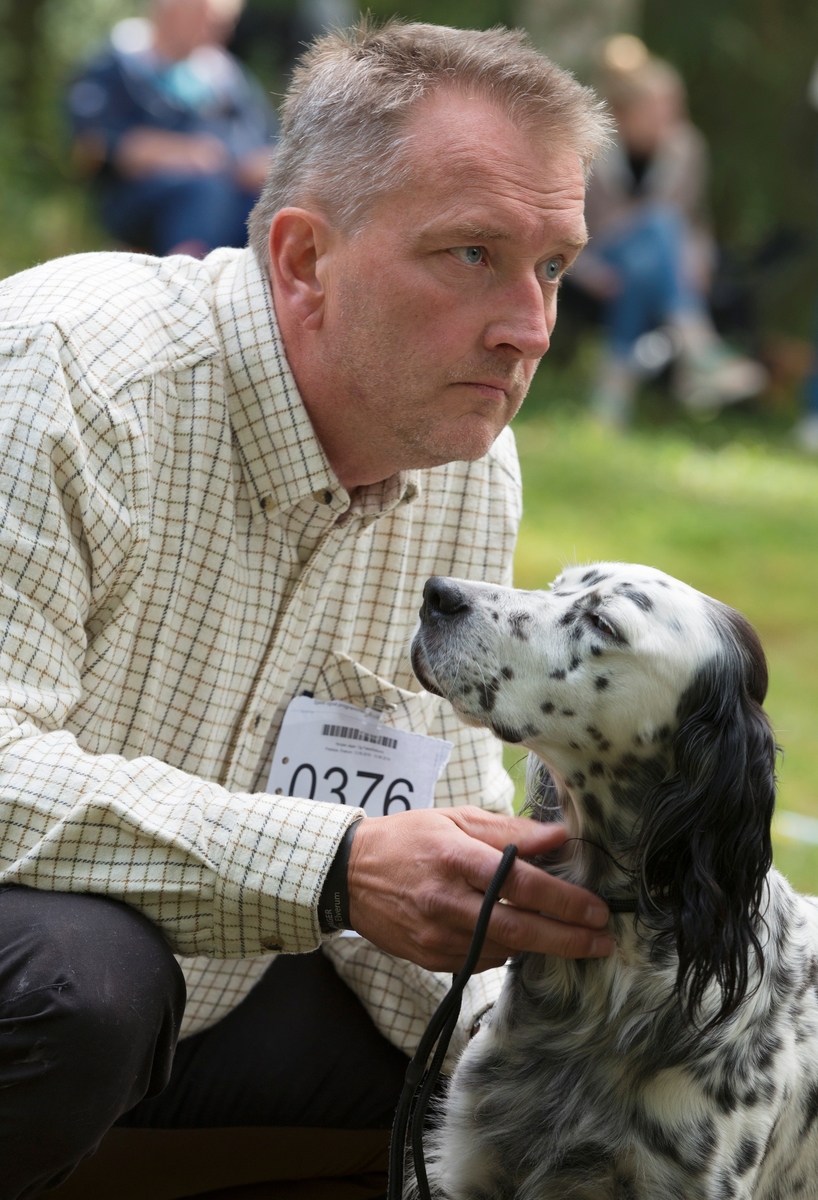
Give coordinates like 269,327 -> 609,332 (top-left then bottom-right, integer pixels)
526,742 -> 673,901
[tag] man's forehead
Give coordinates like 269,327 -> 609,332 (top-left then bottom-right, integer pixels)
406,159 -> 587,256
408,97 -> 580,172
395,90 -> 587,239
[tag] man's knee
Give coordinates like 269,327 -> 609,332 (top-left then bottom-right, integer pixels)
0,888 -> 185,1198
0,887 -> 183,1050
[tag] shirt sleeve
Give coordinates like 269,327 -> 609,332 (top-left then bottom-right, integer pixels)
0,323 -> 360,958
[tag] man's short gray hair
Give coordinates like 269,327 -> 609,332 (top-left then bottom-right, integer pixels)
248,18 -> 611,269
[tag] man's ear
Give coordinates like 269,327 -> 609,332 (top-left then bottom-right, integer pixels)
268,208 -> 330,331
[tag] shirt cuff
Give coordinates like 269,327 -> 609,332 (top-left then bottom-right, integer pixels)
212,794 -> 363,957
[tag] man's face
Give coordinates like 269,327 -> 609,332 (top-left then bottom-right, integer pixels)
315,90 -> 588,473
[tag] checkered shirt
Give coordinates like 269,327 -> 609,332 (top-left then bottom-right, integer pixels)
0,246 -> 520,1062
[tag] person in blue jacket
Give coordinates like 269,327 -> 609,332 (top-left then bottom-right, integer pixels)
68,0 -> 277,258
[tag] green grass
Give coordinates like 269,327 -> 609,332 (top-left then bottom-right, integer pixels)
506,355 -> 818,892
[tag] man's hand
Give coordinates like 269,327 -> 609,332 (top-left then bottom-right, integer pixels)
114,128 -> 229,179
346,806 -> 613,972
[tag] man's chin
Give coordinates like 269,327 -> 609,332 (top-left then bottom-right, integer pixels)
411,416 -> 514,468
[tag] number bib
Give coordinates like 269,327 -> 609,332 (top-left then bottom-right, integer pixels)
266,695 -> 453,816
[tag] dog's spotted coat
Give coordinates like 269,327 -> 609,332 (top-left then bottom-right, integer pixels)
409,563 -> 818,1200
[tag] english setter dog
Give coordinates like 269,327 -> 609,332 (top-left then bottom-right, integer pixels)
409,562 -> 818,1200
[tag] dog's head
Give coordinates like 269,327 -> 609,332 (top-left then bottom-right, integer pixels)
411,562 -> 776,1024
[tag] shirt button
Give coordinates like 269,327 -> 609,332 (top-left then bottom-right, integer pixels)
313,489 -> 333,505
262,939 -> 283,951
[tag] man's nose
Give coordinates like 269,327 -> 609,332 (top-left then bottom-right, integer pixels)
420,577 -> 471,622
485,276 -> 552,359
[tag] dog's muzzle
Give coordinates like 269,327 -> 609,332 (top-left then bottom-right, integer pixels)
419,576 -> 471,625
412,577 -> 473,698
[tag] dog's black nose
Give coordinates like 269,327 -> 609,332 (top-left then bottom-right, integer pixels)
421,577 -> 471,622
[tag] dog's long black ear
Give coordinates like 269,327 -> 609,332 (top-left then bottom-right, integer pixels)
636,605 -> 776,1027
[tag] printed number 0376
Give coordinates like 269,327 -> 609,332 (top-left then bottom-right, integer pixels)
288,763 -> 414,814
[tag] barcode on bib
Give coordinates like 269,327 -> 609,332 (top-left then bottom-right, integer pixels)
321,723 -> 398,749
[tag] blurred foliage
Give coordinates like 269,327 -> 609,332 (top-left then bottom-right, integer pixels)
0,0 -> 135,274
365,0 -> 515,34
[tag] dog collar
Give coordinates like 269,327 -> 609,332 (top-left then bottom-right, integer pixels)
604,896 -> 640,913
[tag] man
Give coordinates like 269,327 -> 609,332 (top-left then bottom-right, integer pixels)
68,0 -> 276,257
0,20 -> 610,1199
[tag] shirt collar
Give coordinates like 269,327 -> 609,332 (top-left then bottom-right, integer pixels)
210,248 -> 420,521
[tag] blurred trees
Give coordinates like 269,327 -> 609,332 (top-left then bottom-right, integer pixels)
516,0 -> 637,77
0,0 -> 134,272
1,0 -> 817,337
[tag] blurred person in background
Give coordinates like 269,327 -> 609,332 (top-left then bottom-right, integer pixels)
570,35 -> 767,428
67,0 -> 277,258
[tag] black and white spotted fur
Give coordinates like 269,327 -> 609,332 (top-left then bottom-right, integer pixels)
409,562 -> 818,1200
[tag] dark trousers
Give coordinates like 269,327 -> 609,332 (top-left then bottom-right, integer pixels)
0,888 -> 408,1200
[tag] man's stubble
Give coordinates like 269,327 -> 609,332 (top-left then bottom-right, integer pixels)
328,272 -> 534,472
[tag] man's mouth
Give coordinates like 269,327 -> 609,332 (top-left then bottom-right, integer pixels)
455,380 -> 510,402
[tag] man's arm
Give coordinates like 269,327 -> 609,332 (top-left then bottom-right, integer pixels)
113,127 -> 230,178
0,321 -> 360,958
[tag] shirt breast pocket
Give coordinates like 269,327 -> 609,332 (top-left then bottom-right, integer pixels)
313,651 -> 441,737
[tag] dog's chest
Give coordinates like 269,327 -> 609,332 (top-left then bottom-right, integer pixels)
436,939 -> 818,1200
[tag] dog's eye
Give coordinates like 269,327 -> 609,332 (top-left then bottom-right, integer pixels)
589,612 -> 618,638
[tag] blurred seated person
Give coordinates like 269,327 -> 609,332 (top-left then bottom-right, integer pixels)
570,36 -> 766,427
68,0 -> 277,258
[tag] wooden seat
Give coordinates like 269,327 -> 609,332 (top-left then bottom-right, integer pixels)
46,1127 -> 390,1200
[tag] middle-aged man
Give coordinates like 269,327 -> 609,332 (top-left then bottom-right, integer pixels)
0,20 -> 612,1200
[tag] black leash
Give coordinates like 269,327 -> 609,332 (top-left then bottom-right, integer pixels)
386,843 -> 519,1200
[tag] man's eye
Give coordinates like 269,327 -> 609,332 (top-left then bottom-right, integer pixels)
539,257 -> 563,282
452,246 -> 485,266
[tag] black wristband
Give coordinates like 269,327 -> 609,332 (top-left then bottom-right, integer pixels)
318,822 -> 359,933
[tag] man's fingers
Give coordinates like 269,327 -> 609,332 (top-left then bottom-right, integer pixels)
486,903 -> 613,960
447,805 -> 571,858
404,901 -> 613,972
417,858 -> 613,964
503,858 -> 609,927
446,813 -> 609,928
